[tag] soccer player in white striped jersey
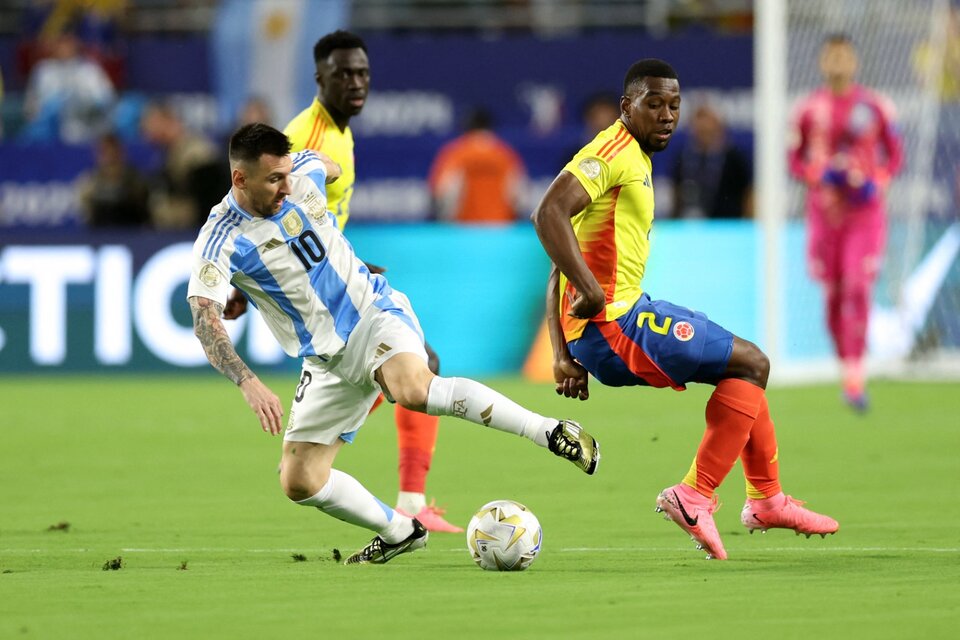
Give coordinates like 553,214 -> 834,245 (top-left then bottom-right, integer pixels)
187,123 -> 600,564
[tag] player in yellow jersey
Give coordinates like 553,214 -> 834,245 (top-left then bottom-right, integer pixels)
532,58 -> 838,560
259,30 -> 460,533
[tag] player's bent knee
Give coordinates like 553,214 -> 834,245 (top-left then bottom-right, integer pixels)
744,343 -> 770,386
391,381 -> 430,412
728,338 -> 770,388
377,353 -> 434,411
280,465 -> 330,502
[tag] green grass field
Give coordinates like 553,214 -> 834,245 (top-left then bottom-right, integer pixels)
1,375 -> 958,639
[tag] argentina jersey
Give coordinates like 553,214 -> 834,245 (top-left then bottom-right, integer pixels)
187,150 -> 401,362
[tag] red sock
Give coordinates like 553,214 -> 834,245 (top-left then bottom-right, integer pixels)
740,393 -> 782,499
683,379 -> 764,498
396,405 -> 439,494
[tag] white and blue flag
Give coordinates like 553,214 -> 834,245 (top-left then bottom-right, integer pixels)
211,0 -> 347,129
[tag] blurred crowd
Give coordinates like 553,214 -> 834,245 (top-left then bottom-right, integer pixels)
0,0 -> 759,230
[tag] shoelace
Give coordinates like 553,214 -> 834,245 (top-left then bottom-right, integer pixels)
552,431 -> 582,459
358,537 -> 384,560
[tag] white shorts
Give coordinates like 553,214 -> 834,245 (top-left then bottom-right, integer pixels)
283,292 -> 428,445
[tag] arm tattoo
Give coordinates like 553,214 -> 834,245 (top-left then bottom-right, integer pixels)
189,296 -> 254,385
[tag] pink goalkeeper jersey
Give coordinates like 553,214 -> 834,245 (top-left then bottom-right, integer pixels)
788,84 -> 903,225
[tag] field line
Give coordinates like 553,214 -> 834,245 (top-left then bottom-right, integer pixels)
1,546 -> 957,554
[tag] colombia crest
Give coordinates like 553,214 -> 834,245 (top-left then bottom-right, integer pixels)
673,321 -> 695,342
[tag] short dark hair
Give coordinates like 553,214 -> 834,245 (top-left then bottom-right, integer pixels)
464,107 -> 493,131
623,59 -> 679,95
581,92 -> 620,116
313,30 -> 367,64
824,32 -> 854,47
229,123 -> 291,164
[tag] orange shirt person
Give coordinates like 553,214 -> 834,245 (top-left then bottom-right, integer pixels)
428,109 -> 527,223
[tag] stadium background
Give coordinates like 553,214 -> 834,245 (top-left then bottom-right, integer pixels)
0,1 -> 957,377
2,4 -> 959,639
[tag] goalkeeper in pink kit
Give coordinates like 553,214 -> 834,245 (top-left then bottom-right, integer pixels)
788,34 -> 903,411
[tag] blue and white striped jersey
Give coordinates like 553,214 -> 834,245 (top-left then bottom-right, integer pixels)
187,150 -> 399,362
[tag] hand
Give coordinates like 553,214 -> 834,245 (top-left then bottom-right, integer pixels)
223,288 -> 248,320
239,377 -> 284,435
365,262 -> 387,275
554,355 -> 590,401
567,284 -> 605,320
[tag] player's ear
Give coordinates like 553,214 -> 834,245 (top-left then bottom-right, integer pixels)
231,167 -> 246,190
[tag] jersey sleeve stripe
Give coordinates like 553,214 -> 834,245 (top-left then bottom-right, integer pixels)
307,120 -> 327,150
304,113 -> 323,150
206,211 -> 242,261
595,129 -> 622,156
292,150 -> 315,171
203,211 -> 239,260
595,129 -> 625,158
603,136 -> 633,162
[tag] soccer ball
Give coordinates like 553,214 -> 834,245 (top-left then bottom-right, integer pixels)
466,500 -> 542,571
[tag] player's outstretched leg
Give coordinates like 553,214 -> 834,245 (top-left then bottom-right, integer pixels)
425,376 -> 600,475
344,517 -> 429,565
740,493 -> 839,538
377,354 -> 600,476
656,484 -> 727,560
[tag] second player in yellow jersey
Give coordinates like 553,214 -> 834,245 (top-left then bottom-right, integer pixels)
285,98 -> 356,229
282,30 -> 461,534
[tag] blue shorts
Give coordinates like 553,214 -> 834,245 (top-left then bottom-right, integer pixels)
568,293 -> 734,390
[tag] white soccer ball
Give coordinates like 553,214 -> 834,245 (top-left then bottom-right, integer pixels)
466,500 -> 542,571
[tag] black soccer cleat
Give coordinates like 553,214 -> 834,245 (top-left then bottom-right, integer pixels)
343,518 -> 429,565
548,420 -> 600,475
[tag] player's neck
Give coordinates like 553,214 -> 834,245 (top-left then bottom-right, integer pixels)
321,100 -> 351,132
231,188 -> 263,218
827,79 -> 854,95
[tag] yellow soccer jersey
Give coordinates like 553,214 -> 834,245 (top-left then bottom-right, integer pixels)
560,119 -> 655,342
284,98 -> 355,228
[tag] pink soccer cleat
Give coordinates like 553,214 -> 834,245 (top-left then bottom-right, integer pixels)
741,493 -> 839,538
655,483 -> 727,560
397,500 -> 464,533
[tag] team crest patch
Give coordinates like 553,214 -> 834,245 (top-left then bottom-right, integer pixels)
199,263 -> 221,287
301,192 -> 328,223
281,211 -> 303,236
673,321 -> 695,342
578,158 -> 601,179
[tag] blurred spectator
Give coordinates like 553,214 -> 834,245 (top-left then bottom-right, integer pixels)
912,4 -> 960,103
77,132 -> 151,228
670,103 -> 752,219
140,101 -> 227,229
17,0 -> 126,92
427,108 -> 528,224
0,65 -> 5,140
561,92 -> 621,166
580,92 -> 621,139
22,29 -> 116,143
236,96 -> 275,128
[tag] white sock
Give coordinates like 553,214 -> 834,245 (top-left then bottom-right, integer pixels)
396,491 -> 426,515
425,376 -> 555,447
295,469 -> 414,543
